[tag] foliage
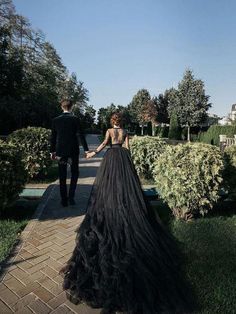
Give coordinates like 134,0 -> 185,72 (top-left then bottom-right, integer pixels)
128,89 -> 151,126
223,145 -> 236,199
155,125 -> 169,138
154,93 -> 169,124
130,136 -> 167,179
8,127 -> 52,179
141,99 -> 158,136
168,111 -> 181,139
97,103 -> 117,133
167,70 -> 211,141
97,104 -> 132,134
199,125 -> 236,146
0,140 -> 27,211
153,143 -> 224,220
73,103 -> 96,130
0,0 -> 91,134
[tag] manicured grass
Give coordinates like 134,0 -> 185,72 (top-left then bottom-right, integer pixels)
0,199 -> 39,263
154,201 -> 236,313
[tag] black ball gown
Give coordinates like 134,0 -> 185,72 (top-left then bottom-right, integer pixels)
61,128 -> 193,314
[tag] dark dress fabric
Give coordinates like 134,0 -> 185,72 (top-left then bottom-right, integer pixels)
62,143 -> 193,314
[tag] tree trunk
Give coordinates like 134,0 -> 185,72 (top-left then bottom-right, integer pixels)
141,126 -> 144,136
152,122 -> 155,136
187,125 -> 191,142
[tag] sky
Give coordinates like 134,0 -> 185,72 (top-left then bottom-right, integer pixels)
13,0 -> 236,117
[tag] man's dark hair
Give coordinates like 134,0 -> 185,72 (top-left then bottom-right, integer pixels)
61,99 -> 73,110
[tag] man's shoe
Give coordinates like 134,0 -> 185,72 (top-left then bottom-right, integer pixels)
61,199 -> 68,207
69,198 -> 76,205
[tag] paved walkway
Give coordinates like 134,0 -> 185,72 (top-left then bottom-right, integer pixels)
0,135 -> 105,314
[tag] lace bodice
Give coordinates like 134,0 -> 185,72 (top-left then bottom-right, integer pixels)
107,128 -> 127,145
95,128 -> 129,153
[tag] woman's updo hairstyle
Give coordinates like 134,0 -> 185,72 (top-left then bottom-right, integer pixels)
110,112 -> 123,127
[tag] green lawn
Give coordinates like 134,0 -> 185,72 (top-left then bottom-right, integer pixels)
154,201 -> 236,313
0,199 -> 39,264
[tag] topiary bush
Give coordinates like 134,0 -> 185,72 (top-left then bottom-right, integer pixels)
153,143 -> 224,220
8,127 -> 52,180
199,125 -> 236,146
0,140 -> 27,211
223,145 -> 236,199
130,136 -> 167,180
168,111 -> 181,140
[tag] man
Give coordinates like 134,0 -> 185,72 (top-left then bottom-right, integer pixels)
50,99 -> 89,207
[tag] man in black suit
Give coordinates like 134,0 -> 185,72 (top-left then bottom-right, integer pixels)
50,99 -> 89,207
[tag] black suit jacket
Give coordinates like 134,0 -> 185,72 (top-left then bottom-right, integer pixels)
50,113 -> 89,157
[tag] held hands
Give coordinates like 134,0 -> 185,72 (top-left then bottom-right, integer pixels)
50,152 -> 56,160
86,151 -> 96,159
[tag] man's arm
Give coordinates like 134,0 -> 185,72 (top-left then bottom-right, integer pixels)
77,119 -> 89,152
50,119 -> 57,159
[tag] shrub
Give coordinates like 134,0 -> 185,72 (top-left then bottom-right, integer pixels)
223,145 -> 236,199
0,141 -> 27,211
199,125 -> 236,146
153,143 -> 224,220
155,125 -> 169,138
168,111 -> 181,140
8,127 -> 52,180
130,136 -> 167,180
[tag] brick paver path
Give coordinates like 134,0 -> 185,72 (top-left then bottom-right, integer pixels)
0,135 -> 105,314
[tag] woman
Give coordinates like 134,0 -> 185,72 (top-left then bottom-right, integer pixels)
60,113 -> 193,314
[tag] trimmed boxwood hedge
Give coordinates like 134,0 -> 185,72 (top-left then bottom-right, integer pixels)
199,125 -> 236,146
153,143 -> 224,220
223,145 -> 236,199
130,136 -> 167,180
8,127 -> 52,180
0,140 -> 27,211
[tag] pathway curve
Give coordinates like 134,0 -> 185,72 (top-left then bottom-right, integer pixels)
0,134 -> 105,314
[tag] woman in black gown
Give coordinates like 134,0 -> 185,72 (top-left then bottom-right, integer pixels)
60,113 -> 193,314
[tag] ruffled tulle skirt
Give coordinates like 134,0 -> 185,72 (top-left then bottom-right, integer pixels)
61,146 -> 193,313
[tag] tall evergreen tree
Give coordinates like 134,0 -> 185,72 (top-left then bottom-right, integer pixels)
168,70 -> 211,141
168,111 -> 181,140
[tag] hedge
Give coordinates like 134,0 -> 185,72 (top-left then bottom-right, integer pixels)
130,136 -> 167,180
0,140 -> 27,211
223,145 -> 236,199
153,143 -> 224,220
8,127 -> 52,179
199,125 -> 236,146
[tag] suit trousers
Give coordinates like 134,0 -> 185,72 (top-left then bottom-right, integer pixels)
58,155 -> 79,201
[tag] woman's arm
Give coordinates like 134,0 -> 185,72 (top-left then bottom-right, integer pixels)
87,130 -> 110,158
125,132 -> 130,150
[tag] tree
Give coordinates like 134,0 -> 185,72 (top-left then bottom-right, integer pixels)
168,111 -> 181,140
155,93 -> 169,124
168,70 -> 211,141
73,103 -> 96,129
141,99 -> 158,136
128,89 -> 151,135
0,0 -> 90,134
97,103 -> 116,133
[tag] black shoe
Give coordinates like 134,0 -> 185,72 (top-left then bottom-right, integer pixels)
69,198 -> 76,205
65,291 -> 82,305
61,199 -> 68,207
100,309 -> 116,314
